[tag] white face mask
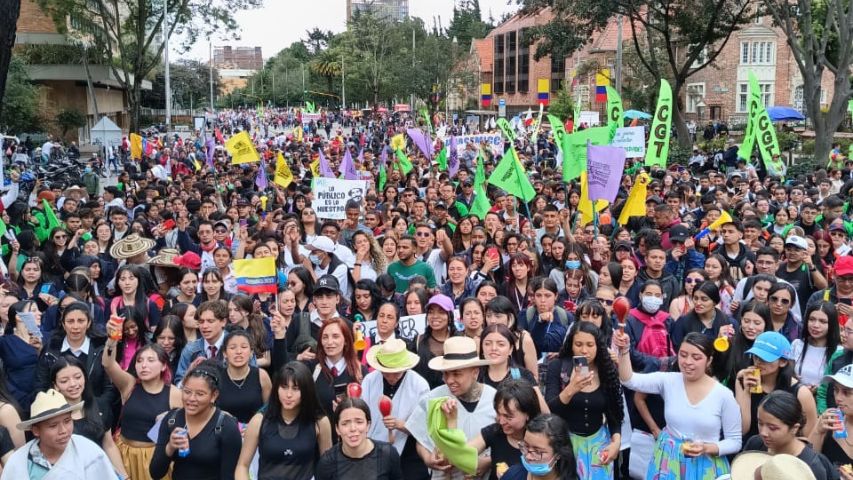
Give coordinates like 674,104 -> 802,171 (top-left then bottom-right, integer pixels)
309,254 -> 322,266
641,295 -> 663,313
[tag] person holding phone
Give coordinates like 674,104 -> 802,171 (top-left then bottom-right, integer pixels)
545,322 -> 622,479
0,301 -> 42,421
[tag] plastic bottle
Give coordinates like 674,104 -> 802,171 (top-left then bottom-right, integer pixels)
177,428 -> 190,457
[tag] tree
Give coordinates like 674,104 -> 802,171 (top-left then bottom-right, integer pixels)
0,0 -> 23,124
303,28 -> 334,56
0,56 -> 41,134
55,108 -> 87,137
37,0 -> 263,132
761,0 -> 853,163
142,59 -> 220,109
447,0 -> 493,50
516,0 -> 753,147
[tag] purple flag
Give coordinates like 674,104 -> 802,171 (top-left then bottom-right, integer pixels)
586,143 -> 626,203
406,128 -> 433,161
448,136 -> 459,177
318,149 -> 335,178
379,147 -> 388,169
205,138 -> 215,167
255,159 -> 269,190
340,147 -> 359,180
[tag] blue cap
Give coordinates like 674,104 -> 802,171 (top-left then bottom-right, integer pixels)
746,332 -> 792,362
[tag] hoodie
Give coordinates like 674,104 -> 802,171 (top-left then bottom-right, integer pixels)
637,269 -> 681,311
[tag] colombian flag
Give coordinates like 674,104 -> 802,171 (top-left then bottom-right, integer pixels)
481,83 -> 492,107
595,70 -> 610,104
537,79 -> 550,106
234,257 -> 277,294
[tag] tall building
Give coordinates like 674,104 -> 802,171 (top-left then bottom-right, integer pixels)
213,46 -> 264,71
346,0 -> 409,22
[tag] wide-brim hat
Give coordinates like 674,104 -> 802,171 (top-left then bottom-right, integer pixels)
730,451 -> 815,480
428,336 -> 492,371
147,248 -> 181,267
109,233 -> 156,260
366,338 -> 420,373
18,389 -> 84,431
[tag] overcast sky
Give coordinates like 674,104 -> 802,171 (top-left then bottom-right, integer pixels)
181,0 -> 519,61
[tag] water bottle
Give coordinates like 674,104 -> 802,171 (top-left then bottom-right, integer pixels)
177,428 -> 190,457
834,410 -> 848,439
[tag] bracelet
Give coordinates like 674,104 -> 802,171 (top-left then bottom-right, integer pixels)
354,263 -> 362,267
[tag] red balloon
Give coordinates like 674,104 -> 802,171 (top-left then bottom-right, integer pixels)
347,382 -> 362,399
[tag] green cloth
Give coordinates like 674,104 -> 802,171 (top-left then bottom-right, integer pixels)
387,260 -> 437,293
427,397 -> 478,476
395,149 -> 414,176
817,348 -> 847,413
488,147 -> 536,202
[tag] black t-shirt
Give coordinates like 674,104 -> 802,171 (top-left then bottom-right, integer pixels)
743,435 -> 838,480
481,423 -> 521,480
150,408 -> 243,480
315,441 -> 402,480
776,263 -> 813,316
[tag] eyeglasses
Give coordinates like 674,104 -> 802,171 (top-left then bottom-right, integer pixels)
595,298 -> 614,306
416,232 -> 432,237
837,276 -> 853,284
214,229 -> 227,234
684,278 -> 703,284
518,442 -> 551,462
769,296 -> 791,305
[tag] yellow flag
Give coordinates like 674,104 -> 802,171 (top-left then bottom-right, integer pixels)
617,172 -> 650,225
225,131 -> 260,164
310,159 -> 320,178
274,152 -> 294,188
192,158 -> 202,171
130,133 -> 142,160
294,126 -> 304,143
579,172 -> 609,226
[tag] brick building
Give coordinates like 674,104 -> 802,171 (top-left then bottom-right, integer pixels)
213,46 -> 264,71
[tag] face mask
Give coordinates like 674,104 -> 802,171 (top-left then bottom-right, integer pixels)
84,167 -> 92,174
565,260 -> 581,270
520,455 -> 554,476
309,254 -> 322,266
641,295 -> 663,313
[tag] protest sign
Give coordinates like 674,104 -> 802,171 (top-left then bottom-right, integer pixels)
301,113 -> 321,126
312,178 -> 369,219
445,134 -> 503,156
611,127 -> 646,158
587,144 -> 627,203
359,314 -> 426,341
579,111 -> 600,127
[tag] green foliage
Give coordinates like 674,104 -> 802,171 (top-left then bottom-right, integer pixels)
697,136 -> 728,153
0,56 -> 42,134
141,59 -> 220,109
446,0 -> 493,50
16,44 -> 107,65
787,157 -> 820,179
547,89 -> 575,121
668,142 -> 693,166
55,108 -> 87,137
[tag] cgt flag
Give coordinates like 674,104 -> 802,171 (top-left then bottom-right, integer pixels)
605,86 -> 623,131
225,131 -> 260,164
644,79 -> 673,168
234,257 -> 277,294
488,147 -> 536,203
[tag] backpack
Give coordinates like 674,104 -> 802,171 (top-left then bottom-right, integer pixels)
524,306 -> 569,329
164,407 -> 230,445
634,310 -> 674,358
294,312 -> 317,353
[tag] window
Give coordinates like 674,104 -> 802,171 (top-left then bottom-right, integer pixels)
740,41 -> 775,65
686,83 -> 706,113
518,51 -> 530,92
689,45 -> 708,69
507,31 -> 517,52
738,83 -> 749,112
506,54 -> 516,94
794,85 -> 804,113
738,82 -> 774,112
495,35 -> 504,55
494,58 -> 504,94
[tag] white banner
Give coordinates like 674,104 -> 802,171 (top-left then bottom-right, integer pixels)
611,126 -> 646,158
312,178 -> 369,219
445,133 -> 504,156
579,111 -> 601,127
359,314 -> 426,341
301,113 -> 321,126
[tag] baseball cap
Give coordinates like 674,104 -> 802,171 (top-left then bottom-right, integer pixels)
314,275 -> 340,295
746,332 -> 792,362
824,363 -> 853,389
784,235 -> 808,250
837,256 -> 853,277
434,201 -> 447,210
308,236 -> 335,253
615,241 -> 633,251
829,222 -> 848,233
669,225 -> 690,243
646,195 -> 663,205
426,294 -> 454,313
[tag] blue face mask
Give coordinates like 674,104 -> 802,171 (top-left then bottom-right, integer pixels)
520,455 -> 554,476
565,260 -> 582,270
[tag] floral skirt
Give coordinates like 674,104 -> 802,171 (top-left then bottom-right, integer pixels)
646,429 -> 730,480
570,426 -> 614,480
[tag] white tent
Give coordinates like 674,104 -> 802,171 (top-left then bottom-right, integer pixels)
89,116 -> 122,148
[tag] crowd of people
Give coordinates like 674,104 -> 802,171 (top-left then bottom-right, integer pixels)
0,106 -> 852,480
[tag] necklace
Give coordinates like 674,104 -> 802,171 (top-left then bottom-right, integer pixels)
229,369 -> 250,389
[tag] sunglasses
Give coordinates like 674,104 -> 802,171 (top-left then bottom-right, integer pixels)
684,278 -> 703,284
416,232 -> 432,237
595,298 -> 614,306
214,229 -> 227,234
769,296 -> 791,305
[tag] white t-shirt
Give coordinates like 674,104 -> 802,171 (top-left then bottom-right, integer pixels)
791,339 -> 832,386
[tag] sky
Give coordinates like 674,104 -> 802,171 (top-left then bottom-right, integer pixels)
181,0 -> 519,61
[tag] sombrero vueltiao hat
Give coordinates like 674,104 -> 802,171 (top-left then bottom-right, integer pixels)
730,451 -> 816,480
147,248 -> 180,267
427,336 -> 492,371
109,233 -> 156,260
17,389 -> 84,431
366,338 -> 420,373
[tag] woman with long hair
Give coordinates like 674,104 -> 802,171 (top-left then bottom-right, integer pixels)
440,256 -> 492,307
792,302 -> 840,388
715,299 -> 770,389
451,216 -> 475,254
499,414 -> 578,480
597,262 -> 623,290
735,331 -> 818,439
505,253 -> 533,312
485,296 -> 540,379
15,256 -> 59,312
286,266 -> 314,316
50,356 -> 128,477
172,302 -> 198,344
546,322 -> 623,479
42,227 -> 69,284
403,288 -> 429,316
213,246 -> 238,295
153,315 -> 187,377
1,301 -> 44,412
312,318 -> 368,419
299,207 -> 320,244
459,298 -> 485,343
574,300 -> 613,347
114,308 -> 150,370
350,279 -> 381,323
199,268 -> 230,305
743,391 -> 834,480
766,283 -> 801,342
111,264 -> 161,332
672,281 -> 734,349
149,361 -> 243,479
617,257 -> 640,301
669,269 -> 708,320
413,294 -> 457,389
614,332 -> 742,480
704,254 -> 737,315
216,329 -> 272,424
235,361 -> 333,480
164,269 -> 199,313
103,322 -> 181,480
351,230 -> 387,282
227,294 -> 271,367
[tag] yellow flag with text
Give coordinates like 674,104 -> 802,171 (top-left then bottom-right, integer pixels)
225,131 -> 260,164
274,152 -> 294,188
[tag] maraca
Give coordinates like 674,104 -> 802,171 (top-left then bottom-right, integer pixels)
612,296 -> 630,331
379,395 -> 395,442
347,382 -> 362,399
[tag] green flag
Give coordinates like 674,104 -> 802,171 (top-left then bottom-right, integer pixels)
749,72 -> 782,171
605,85 -> 623,131
488,147 -> 536,203
738,76 -> 759,163
436,146 -> 448,171
378,164 -> 387,191
0,217 -> 6,239
547,114 -> 567,152
470,152 -> 491,219
562,126 -> 614,182
573,97 -> 582,132
395,149 -> 413,175
42,199 -> 61,231
644,79 -> 673,167
421,109 -> 433,134
496,118 -> 516,142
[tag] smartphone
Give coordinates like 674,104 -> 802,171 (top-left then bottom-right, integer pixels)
18,312 -> 41,341
39,284 -> 51,295
161,219 -> 176,231
334,383 -> 347,402
573,356 -> 590,376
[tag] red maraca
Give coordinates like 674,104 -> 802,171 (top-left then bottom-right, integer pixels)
379,395 -> 394,442
347,382 -> 362,399
612,296 -> 631,334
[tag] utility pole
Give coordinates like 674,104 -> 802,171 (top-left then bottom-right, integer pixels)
272,68 -> 276,106
410,28 -> 415,111
164,0 -> 171,128
209,41 -> 215,111
615,15 -> 623,95
301,63 -> 305,103
341,54 -> 346,110
285,65 -> 289,108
